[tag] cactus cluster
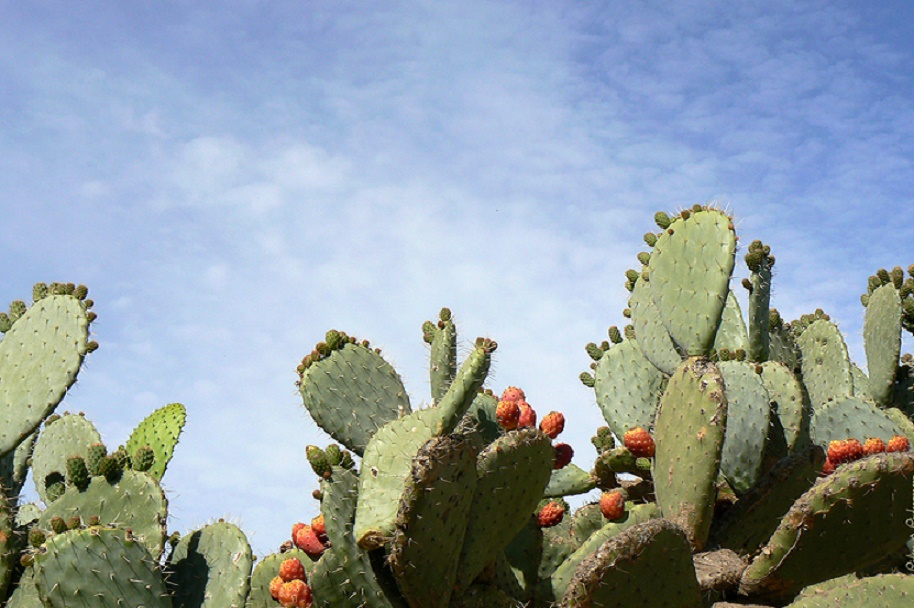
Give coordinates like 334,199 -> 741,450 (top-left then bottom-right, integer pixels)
4,206 -> 914,607
0,286 -> 255,608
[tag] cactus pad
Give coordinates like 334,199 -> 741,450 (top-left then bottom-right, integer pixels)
33,527 -> 172,608
738,452 -> 914,602
646,208 -> 737,356
167,521 -> 253,608
863,283 -> 903,406
40,469 -> 168,558
562,518 -> 702,608
31,413 -> 101,504
718,361 -> 771,493
593,339 -> 665,439
796,319 -> 853,410
653,357 -> 728,550
455,428 -> 555,590
125,402 -> 186,480
299,339 -> 411,456
0,296 -> 90,458
628,278 -> 683,375
389,435 -> 478,608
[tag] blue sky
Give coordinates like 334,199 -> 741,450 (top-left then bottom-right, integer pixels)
2,1 -> 913,556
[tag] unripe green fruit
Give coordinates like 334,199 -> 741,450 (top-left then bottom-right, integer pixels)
132,446 -> 155,472
87,443 -> 108,476
66,456 -> 90,491
29,528 -> 47,548
50,516 -> 67,535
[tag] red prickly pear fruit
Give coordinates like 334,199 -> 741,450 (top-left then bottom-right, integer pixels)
821,458 -> 836,476
863,437 -> 886,455
539,411 -> 565,439
553,443 -> 573,469
517,402 -> 537,428
496,400 -> 520,430
600,491 -> 625,521
623,427 -> 655,458
536,501 -> 565,528
270,576 -> 284,600
292,522 -> 306,541
888,435 -> 911,452
311,514 -> 327,542
278,579 -> 313,608
828,439 -> 864,464
501,386 -> 525,402
294,525 -> 326,558
279,557 -> 307,582
827,440 -> 846,463
844,438 -> 864,461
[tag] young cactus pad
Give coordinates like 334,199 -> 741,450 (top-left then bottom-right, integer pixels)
125,402 -> 186,481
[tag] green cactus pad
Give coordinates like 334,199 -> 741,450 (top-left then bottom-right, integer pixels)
593,339 -> 665,439
354,408 -> 440,549
0,295 -> 90,458
425,308 -> 457,402
809,396 -> 906,447
863,283 -> 903,406
299,340 -> 411,456
543,464 -> 597,498
312,467 -> 403,608
31,413 -> 101,504
713,291 -> 750,354
454,428 -> 555,591
760,361 -> 809,453
168,521 -> 253,608
389,435 -> 478,608
355,344 -> 492,549
747,252 -> 773,363
785,573 -> 914,607
711,446 -> 825,555
646,208 -> 737,357
546,503 -> 660,604
125,402 -> 186,481
562,518 -> 702,608
718,361 -> 771,493
245,549 -> 313,608
40,469 -> 168,558
33,527 -> 172,608
738,452 -> 914,602
653,357 -> 728,550
628,277 -> 683,375
432,341 -> 494,437
796,319 -> 853,410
